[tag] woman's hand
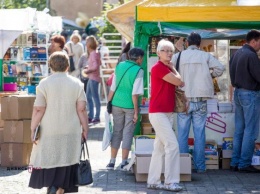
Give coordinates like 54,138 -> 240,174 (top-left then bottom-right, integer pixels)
133,112 -> 138,124
31,129 -> 38,145
82,130 -> 88,142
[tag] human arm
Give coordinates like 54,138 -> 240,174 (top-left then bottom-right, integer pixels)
31,106 -> 46,145
132,94 -> 139,124
76,100 -> 89,141
107,73 -> 116,102
208,54 -> 225,77
132,70 -> 144,124
85,52 -> 101,74
163,71 -> 184,87
248,54 -> 260,83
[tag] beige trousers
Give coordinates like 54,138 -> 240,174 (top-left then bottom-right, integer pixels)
147,113 -> 180,185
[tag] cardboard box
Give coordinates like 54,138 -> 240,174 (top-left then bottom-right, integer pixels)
205,154 -> 219,169
1,143 -> 32,167
222,150 -> 233,158
3,120 -> 31,143
0,112 -> 4,127
0,127 -> 4,144
134,136 -> 155,155
141,122 -> 155,135
222,158 -> 231,169
141,114 -> 149,123
1,95 -> 35,120
134,153 -> 191,182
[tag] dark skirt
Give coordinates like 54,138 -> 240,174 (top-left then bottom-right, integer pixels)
28,164 -> 78,193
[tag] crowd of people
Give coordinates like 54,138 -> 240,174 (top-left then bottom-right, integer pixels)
29,29 -> 260,193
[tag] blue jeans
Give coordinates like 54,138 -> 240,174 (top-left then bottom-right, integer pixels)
177,101 -> 207,171
231,88 -> 260,168
86,79 -> 101,120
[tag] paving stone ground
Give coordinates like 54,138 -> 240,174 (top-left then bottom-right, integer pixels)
1,107 -> 260,194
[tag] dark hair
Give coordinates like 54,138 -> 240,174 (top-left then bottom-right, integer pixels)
49,51 -> 69,72
128,47 -> 144,61
187,32 -> 201,46
246,30 -> 260,43
51,35 -> 65,49
121,42 -> 131,55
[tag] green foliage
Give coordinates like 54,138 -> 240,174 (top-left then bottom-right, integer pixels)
2,0 -> 46,11
90,3 -> 119,38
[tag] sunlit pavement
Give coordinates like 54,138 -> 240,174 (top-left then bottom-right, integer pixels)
1,106 -> 260,193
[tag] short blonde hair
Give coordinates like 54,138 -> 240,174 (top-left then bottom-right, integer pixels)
70,33 -> 82,42
49,51 -> 69,72
156,39 -> 175,53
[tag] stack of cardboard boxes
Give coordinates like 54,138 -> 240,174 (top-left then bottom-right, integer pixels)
140,114 -> 155,135
221,137 -> 233,169
0,95 -> 35,167
205,140 -> 219,170
132,135 -> 192,182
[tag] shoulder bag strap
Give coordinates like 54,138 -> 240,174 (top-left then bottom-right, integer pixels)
176,52 -> 182,72
69,43 -> 73,53
111,64 -> 135,100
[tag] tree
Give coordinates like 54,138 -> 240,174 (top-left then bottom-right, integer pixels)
2,0 -> 47,11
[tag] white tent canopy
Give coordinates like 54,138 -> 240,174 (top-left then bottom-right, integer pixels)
0,8 -> 62,58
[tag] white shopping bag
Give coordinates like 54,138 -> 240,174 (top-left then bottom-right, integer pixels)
102,112 -> 113,151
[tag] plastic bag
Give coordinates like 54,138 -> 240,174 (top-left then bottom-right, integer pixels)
102,112 -> 113,151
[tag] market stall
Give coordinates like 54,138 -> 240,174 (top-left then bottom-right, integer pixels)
0,8 -> 62,167
107,0 -> 260,142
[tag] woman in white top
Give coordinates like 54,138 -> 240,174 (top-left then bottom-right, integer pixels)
29,51 -> 89,194
65,33 -> 84,78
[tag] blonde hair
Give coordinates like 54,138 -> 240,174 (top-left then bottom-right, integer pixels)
49,51 -> 69,72
70,33 -> 82,42
156,39 -> 175,53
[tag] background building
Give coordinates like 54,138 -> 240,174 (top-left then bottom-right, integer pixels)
50,0 -> 103,21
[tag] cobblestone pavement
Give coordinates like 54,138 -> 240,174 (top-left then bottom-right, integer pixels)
1,108 -> 260,194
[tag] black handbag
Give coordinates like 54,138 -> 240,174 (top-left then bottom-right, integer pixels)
75,141 -> 93,186
107,64 -> 135,114
69,43 -> 76,72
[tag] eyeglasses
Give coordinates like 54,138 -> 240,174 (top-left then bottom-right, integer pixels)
160,50 -> 173,54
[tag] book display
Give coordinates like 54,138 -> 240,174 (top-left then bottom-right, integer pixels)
2,31 -> 49,94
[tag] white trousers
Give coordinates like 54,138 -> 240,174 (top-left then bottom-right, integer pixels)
147,113 -> 180,184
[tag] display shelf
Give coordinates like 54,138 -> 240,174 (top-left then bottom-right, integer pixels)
2,31 -> 49,92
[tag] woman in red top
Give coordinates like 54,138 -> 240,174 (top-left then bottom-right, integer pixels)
147,39 -> 184,192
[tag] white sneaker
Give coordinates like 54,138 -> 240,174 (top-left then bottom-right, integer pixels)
147,183 -> 165,190
164,183 -> 183,192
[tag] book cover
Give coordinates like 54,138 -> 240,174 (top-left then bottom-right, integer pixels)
37,33 -> 46,46
30,47 -> 38,59
26,32 -> 33,46
3,48 -> 11,60
32,33 -> 38,46
23,47 -> 31,60
21,33 -> 27,47
10,47 -> 18,60
37,47 -> 47,60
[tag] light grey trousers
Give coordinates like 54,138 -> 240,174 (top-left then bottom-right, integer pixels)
111,106 -> 135,150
